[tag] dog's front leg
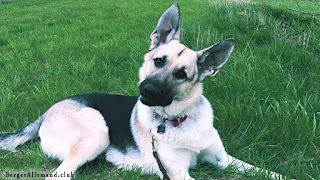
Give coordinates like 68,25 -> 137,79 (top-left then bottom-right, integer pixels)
156,141 -> 196,180
200,141 -> 254,171
199,129 -> 285,179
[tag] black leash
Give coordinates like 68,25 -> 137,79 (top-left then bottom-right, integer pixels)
151,135 -> 171,180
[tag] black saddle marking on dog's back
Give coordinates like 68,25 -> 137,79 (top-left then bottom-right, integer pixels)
70,93 -> 139,153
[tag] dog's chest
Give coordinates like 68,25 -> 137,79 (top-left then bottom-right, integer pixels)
150,117 -> 215,153
135,97 -> 216,153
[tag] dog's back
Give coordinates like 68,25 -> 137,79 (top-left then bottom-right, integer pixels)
70,93 -> 138,151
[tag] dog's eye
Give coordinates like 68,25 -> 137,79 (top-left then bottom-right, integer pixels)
174,69 -> 187,80
153,56 -> 166,68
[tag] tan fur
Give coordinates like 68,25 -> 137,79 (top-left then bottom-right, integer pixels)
39,100 -> 109,180
135,117 -> 152,149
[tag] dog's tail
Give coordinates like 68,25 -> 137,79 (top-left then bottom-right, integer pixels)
0,116 -> 44,151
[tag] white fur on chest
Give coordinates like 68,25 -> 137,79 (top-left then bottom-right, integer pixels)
136,96 -> 218,153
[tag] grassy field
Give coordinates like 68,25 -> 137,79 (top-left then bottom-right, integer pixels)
0,0 -> 319,179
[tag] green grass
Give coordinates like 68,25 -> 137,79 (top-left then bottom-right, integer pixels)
0,0 -> 319,179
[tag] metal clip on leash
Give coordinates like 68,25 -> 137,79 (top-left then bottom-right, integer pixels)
151,111 -> 170,180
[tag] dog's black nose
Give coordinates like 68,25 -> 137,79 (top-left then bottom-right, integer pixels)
142,83 -> 161,97
139,78 -> 173,107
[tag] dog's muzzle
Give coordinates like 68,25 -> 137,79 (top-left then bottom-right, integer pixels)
139,79 -> 173,107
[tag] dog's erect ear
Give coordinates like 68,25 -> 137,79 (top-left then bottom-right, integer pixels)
149,3 -> 180,50
197,38 -> 235,78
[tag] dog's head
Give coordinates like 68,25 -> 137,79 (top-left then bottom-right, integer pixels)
139,3 -> 235,114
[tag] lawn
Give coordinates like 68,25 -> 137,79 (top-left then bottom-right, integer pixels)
0,0 -> 319,179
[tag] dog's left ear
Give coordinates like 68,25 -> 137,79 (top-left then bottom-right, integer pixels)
149,3 -> 180,50
197,38 -> 235,78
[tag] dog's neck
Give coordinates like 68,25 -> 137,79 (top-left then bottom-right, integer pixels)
152,85 -> 203,119
153,111 -> 188,128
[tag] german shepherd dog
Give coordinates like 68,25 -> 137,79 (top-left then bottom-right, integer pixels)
0,3 -> 284,180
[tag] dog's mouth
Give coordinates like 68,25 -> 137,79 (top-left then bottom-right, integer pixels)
139,95 -> 172,107
139,96 -> 159,106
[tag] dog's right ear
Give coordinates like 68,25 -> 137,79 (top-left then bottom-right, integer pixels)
197,38 -> 235,79
149,3 -> 181,50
